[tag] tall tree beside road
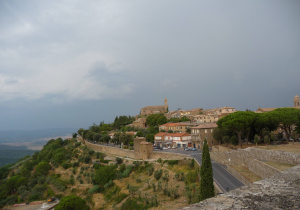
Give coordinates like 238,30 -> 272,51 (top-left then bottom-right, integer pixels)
217,111 -> 256,148
200,139 -> 214,201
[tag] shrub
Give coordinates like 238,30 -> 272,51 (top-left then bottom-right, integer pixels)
167,160 -> 178,166
88,185 -> 100,194
186,171 -> 198,183
116,157 -> 123,164
157,158 -> 162,163
154,169 -> 163,180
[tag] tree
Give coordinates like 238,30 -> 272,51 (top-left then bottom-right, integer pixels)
55,195 -> 90,210
264,135 -> 270,147
254,134 -> 259,147
93,165 -> 117,188
212,127 -> 224,144
272,108 -> 300,141
146,114 -> 167,127
231,135 -> 239,147
217,111 -> 256,148
223,136 -> 230,146
199,139 -> 214,201
93,133 -> 101,142
35,161 -> 51,176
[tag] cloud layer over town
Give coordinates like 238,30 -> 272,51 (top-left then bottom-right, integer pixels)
0,0 -> 299,130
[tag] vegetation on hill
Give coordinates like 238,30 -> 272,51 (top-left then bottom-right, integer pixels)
0,137 -> 206,209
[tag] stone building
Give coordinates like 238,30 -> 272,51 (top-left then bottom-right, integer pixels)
154,132 -> 192,148
191,123 -> 218,149
134,137 -> 153,160
128,117 -> 146,128
140,98 -> 168,115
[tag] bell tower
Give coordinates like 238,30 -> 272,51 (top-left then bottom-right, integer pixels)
294,95 -> 300,108
164,97 -> 168,111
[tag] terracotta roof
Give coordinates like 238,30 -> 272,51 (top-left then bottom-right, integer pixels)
192,123 -> 217,129
159,122 -> 188,127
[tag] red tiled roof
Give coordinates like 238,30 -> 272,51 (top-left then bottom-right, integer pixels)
159,122 -> 188,127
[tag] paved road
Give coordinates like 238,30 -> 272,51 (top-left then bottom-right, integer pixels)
157,149 -> 244,193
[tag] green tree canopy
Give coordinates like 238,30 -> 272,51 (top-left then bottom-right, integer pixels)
55,195 -> 90,210
146,114 -> 167,127
34,161 -> 51,176
217,111 -> 256,148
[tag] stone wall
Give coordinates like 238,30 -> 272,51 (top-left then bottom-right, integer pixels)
210,146 -> 300,181
85,141 -> 135,159
85,140 -> 190,161
248,159 -> 280,179
183,164 -> 300,210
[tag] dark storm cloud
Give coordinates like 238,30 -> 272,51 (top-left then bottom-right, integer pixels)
0,0 -> 299,130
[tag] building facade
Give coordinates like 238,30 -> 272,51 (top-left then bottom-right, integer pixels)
154,132 -> 192,148
191,123 -> 218,149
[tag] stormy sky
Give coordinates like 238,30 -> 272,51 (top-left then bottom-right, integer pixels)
0,0 -> 299,131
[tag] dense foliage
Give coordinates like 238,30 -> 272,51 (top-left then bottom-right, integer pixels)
216,108 -> 300,147
55,195 -> 90,210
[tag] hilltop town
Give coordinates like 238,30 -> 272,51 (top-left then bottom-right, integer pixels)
126,95 -> 300,150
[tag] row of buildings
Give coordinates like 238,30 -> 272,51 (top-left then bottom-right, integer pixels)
131,95 -> 300,149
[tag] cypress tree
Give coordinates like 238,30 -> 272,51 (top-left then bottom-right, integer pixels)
200,138 -> 215,201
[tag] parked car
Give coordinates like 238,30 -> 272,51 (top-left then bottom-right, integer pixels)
184,147 -> 191,151
153,146 -> 163,150
162,147 -> 169,150
191,148 -> 198,151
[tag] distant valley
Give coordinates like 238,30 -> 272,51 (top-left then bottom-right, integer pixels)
0,128 -> 75,166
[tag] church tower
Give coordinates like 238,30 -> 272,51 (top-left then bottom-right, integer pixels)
164,97 -> 168,112
294,95 -> 300,108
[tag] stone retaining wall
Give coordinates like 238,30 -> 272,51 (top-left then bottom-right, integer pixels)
210,147 -> 300,182
85,141 -> 135,159
248,159 -> 280,179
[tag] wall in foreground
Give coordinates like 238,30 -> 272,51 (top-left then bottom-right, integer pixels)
183,165 -> 300,210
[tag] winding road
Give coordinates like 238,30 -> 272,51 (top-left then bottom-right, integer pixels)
159,149 -> 245,193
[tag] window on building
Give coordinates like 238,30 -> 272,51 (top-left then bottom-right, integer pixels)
205,129 -> 207,133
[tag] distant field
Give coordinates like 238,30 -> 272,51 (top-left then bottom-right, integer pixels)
0,145 -> 37,167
